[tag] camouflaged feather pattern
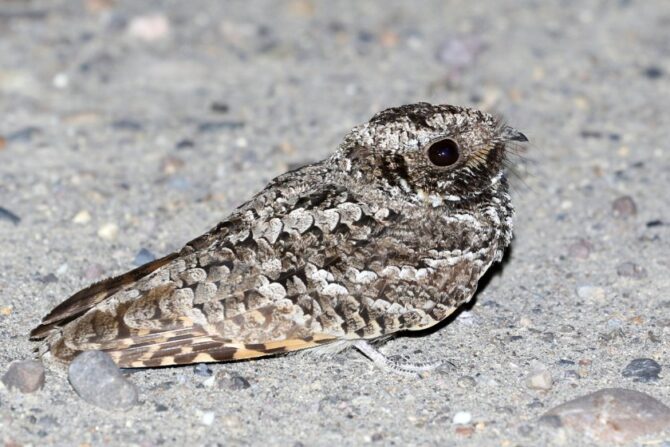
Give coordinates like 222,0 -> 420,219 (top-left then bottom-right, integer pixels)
31,103 -> 522,367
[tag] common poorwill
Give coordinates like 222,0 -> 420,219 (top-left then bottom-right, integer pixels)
31,103 -> 527,371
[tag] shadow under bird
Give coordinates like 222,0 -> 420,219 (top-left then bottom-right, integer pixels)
30,103 -> 528,375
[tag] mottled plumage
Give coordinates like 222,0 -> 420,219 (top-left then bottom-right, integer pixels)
30,103 -> 526,371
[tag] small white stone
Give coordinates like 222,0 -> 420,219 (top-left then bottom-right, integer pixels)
453,411 -> 472,425
56,263 -> 68,275
53,73 -> 69,89
576,286 -> 606,301
200,411 -> 215,426
97,223 -> 119,240
518,316 -> 533,328
127,14 -> 170,41
526,369 -> 553,390
72,210 -> 91,224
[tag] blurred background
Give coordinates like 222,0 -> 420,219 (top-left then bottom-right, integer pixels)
1,1 -> 670,445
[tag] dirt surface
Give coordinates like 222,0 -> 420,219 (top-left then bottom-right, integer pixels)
1,1 -> 669,445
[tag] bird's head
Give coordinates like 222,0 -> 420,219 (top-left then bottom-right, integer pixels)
334,102 -> 527,205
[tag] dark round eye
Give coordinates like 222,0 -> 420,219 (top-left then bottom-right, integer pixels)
426,138 -> 460,167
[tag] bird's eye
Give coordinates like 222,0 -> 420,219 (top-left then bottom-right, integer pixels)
426,138 -> 460,167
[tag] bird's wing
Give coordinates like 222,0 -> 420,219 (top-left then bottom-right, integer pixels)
33,175 -> 494,367
32,182 -> 407,366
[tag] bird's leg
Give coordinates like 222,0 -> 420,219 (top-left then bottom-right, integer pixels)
353,340 -> 444,377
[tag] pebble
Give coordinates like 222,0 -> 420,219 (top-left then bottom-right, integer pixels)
133,248 -> 156,266
0,206 -> 21,225
558,359 -> 575,366
564,370 -> 580,380
215,371 -> 251,390
1,360 -> 45,393
97,223 -> 119,240
72,210 -> 91,224
7,126 -> 41,143
566,239 -> 592,259
193,363 -> 213,377
452,411 -> 472,425
39,273 -> 58,284
612,195 -> 637,217
454,425 -> 474,437
68,351 -> 138,410
161,156 -> 185,175
111,119 -> 143,131
53,73 -> 69,89
176,139 -> 195,150
127,14 -> 170,41
228,375 -> 251,390
197,121 -> 245,133
202,375 -> 216,388
540,388 -> 670,443
644,66 -> 664,79
526,368 -> 553,390
622,358 -> 661,382
210,102 -> 230,113
616,262 -> 648,279
576,285 -> 606,301
456,376 -> 476,389
200,411 -> 215,426
558,324 -> 574,333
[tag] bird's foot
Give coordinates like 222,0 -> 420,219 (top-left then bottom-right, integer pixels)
353,340 -> 448,378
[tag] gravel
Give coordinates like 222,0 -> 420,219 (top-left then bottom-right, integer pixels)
2,0 -> 670,445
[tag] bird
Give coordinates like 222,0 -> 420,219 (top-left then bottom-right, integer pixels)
30,102 -> 527,375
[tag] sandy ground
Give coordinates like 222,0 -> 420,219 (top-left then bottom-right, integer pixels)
1,0 -> 669,445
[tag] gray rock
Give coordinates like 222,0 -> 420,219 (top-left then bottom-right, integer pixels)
217,371 -> 251,390
616,261 -> 648,279
612,195 -> 637,217
68,351 -> 138,410
228,375 -> 251,390
1,360 -> 45,393
541,388 -> 670,443
456,376 -> 476,389
566,238 -> 592,259
622,358 -> 661,382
